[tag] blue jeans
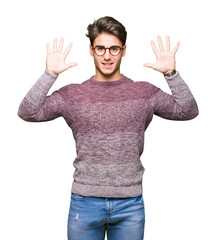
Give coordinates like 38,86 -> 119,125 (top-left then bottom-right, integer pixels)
67,193 -> 145,240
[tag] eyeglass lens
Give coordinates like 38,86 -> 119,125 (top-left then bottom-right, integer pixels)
94,46 -> 122,56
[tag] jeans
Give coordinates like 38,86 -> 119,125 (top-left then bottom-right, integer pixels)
67,193 -> 145,240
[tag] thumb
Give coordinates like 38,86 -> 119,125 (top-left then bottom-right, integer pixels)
143,63 -> 154,68
65,62 -> 78,70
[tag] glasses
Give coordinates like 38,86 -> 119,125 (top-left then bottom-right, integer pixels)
92,45 -> 124,56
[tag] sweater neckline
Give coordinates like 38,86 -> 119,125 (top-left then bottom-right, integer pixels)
89,74 -> 127,86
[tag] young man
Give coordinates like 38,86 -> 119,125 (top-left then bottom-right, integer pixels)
18,16 -> 199,240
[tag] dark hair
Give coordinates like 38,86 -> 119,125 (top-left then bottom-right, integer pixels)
86,16 -> 127,47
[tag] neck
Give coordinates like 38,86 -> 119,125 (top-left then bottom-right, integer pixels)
94,70 -> 122,82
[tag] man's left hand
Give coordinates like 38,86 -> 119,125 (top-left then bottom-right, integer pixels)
144,36 -> 180,75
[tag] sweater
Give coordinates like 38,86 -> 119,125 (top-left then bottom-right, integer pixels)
18,70 -> 199,198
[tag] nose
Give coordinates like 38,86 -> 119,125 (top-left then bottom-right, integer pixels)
104,48 -> 111,60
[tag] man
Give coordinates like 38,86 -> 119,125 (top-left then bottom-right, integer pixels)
18,16 -> 199,240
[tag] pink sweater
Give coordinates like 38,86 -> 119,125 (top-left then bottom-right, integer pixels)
18,70 -> 198,198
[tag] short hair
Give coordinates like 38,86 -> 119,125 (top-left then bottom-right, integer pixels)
86,16 -> 127,47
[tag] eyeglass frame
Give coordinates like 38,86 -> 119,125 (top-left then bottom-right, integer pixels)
91,45 -> 125,56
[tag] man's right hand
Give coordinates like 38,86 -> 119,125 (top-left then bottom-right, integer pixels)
46,38 -> 78,75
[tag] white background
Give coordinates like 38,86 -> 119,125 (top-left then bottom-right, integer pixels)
1,0 -> 215,239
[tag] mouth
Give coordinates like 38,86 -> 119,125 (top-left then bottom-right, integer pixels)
102,62 -> 113,67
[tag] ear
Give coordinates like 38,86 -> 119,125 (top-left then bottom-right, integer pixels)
122,44 -> 126,57
89,44 -> 94,56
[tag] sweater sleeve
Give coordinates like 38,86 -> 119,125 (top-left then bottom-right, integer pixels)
18,70 -> 65,122
151,71 -> 199,120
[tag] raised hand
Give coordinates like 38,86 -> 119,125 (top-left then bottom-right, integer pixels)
46,38 -> 78,75
144,36 -> 180,75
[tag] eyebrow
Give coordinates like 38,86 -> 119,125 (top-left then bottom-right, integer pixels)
94,45 -> 122,48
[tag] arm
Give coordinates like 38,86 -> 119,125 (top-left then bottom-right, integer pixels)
18,70 -> 63,121
18,38 -> 77,122
144,36 -> 199,120
152,71 -> 199,120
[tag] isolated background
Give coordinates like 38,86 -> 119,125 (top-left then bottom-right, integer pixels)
1,0 -> 215,239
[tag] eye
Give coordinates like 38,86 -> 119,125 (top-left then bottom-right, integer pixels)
111,46 -> 119,52
96,46 -> 105,51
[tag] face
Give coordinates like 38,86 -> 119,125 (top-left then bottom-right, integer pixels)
90,32 -> 126,80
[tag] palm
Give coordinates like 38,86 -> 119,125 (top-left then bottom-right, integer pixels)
152,51 -> 176,73
47,52 -> 67,74
46,38 -> 77,75
144,36 -> 180,75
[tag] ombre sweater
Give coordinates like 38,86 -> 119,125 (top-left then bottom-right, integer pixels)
18,70 -> 199,198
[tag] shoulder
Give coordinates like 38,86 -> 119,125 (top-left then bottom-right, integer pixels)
125,76 -> 160,99
58,83 -> 80,93
56,79 -> 90,102
137,81 -> 159,93
58,76 -> 92,92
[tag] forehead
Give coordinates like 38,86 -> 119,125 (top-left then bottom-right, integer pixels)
94,33 -> 122,47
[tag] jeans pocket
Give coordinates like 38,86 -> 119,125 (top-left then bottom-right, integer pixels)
71,193 -> 85,200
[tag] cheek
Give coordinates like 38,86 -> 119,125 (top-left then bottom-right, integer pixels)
93,56 -> 101,67
115,56 -> 122,66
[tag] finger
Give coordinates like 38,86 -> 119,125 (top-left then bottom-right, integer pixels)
143,63 -> 154,69
46,43 -> 51,55
157,35 -> 164,52
65,62 -> 78,70
150,40 -> 159,56
172,41 -> 180,54
166,36 -> 170,51
58,37 -> 64,52
63,43 -> 73,58
53,38 -> 58,53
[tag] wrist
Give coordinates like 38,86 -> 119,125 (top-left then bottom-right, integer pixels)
45,69 -> 58,78
164,69 -> 176,77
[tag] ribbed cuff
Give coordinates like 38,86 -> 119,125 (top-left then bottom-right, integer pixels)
45,69 -> 58,78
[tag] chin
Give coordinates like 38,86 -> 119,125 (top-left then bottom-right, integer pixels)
97,67 -> 116,77
103,70 -> 114,75
102,71 -> 117,78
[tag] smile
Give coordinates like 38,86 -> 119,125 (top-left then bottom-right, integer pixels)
102,63 -> 113,66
